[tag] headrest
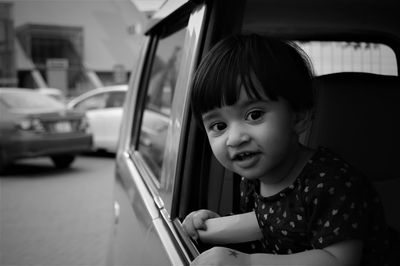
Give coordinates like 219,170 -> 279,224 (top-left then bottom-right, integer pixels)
308,72 -> 400,181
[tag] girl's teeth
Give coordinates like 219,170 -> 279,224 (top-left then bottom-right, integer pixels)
238,152 -> 252,160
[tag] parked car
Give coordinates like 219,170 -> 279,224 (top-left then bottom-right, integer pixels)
67,85 -> 127,153
110,0 -> 400,265
37,87 -> 66,102
0,88 -> 92,171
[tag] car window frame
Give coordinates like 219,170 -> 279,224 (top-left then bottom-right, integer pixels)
73,91 -> 108,111
119,3 -> 208,263
173,0 -> 400,235
128,1 -> 202,204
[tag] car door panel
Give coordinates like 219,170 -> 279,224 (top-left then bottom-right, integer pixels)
100,107 -> 123,152
111,154 -> 168,265
112,152 -> 191,265
85,109 -> 108,149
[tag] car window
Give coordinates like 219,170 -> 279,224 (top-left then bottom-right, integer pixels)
0,91 -> 64,109
74,93 -> 107,111
189,0 -> 400,222
296,41 -> 397,76
241,2 -> 398,77
105,91 -> 126,108
137,28 -> 185,180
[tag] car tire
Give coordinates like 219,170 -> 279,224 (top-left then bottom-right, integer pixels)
0,149 -> 7,174
0,160 -> 5,174
50,155 -> 76,169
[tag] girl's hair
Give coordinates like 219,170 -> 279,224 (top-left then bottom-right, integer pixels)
191,34 -> 315,123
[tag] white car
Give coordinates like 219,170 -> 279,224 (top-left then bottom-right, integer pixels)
67,85 -> 127,153
37,88 -> 66,102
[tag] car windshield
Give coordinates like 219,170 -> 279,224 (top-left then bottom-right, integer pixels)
0,91 -> 65,109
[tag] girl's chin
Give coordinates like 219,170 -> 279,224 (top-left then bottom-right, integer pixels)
233,168 -> 267,180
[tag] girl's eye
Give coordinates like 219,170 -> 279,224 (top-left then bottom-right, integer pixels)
246,110 -> 264,121
210,122 -> 227,132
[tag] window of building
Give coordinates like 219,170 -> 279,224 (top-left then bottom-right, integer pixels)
0,3 -> 16,86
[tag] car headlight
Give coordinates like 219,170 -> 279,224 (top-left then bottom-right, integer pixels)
18,119 -> 32,130
17,118 -> 45,132
79,116 -> 91,133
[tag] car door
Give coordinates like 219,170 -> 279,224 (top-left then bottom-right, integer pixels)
72,92 -> 108,149
72,90 -> 123,152
110,3 -> 207,265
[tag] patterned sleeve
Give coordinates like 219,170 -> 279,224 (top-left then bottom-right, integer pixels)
305,169 -> 374,249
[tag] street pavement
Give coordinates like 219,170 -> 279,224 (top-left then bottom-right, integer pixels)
0,155 -> 115,266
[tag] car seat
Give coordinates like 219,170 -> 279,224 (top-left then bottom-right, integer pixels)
307,72 -> 400,232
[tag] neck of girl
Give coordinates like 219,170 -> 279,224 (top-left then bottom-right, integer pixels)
259,144 -> 314,197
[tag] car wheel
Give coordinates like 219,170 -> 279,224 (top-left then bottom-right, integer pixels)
50,155 -> 76,169
0,149 -> 8,174
0,160 -> 5,174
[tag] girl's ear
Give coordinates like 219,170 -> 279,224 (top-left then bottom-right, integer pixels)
294,110 -> 313,135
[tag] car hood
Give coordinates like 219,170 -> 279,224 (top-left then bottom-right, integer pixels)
10,107 -> 85,119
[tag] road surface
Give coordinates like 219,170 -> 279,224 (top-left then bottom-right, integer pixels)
0,154 -> 115,266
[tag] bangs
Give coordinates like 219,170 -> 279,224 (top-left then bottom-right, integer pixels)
190,34 -> 314,123
191,36 -> 279,119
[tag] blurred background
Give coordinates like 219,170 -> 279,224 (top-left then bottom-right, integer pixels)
0,1 -> 164,266
0,0 -> 165,98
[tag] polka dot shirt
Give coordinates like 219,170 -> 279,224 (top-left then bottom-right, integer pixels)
239,147 -> 398,265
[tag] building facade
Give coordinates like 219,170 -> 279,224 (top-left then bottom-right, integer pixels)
0,0 -> 147,97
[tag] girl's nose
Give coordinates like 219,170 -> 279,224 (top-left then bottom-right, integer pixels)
225,124 -> 250,147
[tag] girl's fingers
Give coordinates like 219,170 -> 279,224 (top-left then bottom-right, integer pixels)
183,210 -> 221,240
193,210 -> 215,229
193,214 -> 207,230
183,211 -> 200,239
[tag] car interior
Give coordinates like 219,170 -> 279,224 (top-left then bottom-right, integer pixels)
174,0 -> 400,247
178,73 -> 400,256
309,72 -> 400,232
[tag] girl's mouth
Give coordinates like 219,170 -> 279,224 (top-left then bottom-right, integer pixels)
232,151 -> 261,169
233,152 -> 258,161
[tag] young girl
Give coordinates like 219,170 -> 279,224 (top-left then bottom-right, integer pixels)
183,34 -> 397,265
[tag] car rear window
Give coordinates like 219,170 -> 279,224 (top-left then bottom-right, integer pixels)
296,41 -> 398,76
0,91 -> 65,109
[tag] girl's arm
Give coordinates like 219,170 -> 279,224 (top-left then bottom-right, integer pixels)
191,239 -> 363,266
197,211 -> 262,244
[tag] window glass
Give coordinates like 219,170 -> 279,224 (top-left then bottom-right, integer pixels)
105,91 -> 126,108
296,41 -> 397,76
0,91 -> 64,109
137,28 -> 185,180
74,93 -> 107,111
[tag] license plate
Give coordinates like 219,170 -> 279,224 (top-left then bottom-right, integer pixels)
54,121 -> 72,133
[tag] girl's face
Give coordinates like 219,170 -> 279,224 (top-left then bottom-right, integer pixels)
202,89 -> 300,183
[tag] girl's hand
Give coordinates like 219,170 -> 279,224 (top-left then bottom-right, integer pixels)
182,209 -> 220,241
190,247 -> 250,266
